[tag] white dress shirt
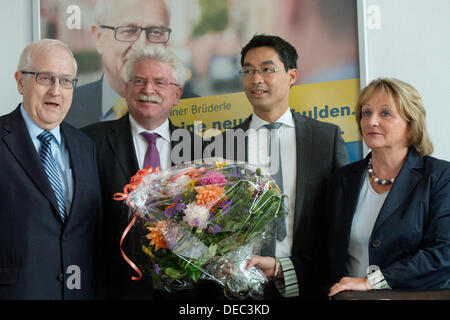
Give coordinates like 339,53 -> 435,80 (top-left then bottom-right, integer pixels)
129,115 -> 172,171
247,109 -> 297,258
346,174 -> 388,277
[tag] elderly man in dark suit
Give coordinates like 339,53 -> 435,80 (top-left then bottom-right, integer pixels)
215,34 -> 349,299
82,45 -> 203,299
0,39 -> 103,299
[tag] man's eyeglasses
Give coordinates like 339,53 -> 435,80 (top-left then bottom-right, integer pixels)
130,77 -> 178,89
100,25 -> 171,43
239,67 -> 283,78
21,71 -> 78,89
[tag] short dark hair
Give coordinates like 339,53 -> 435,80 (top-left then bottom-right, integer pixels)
240,34 -> 298,71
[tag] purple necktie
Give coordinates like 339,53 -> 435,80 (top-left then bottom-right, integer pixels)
140,132 -> 161,169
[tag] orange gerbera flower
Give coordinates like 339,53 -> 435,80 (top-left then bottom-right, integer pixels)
195,185 -> 227,210
145,221 -> 168,251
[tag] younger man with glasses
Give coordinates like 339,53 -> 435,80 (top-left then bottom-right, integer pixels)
218,34 -> 349,299
66,0 -> 196,128
0,39 -> 104,299
82,45 -> 204,299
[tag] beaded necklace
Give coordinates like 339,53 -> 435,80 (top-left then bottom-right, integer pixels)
368,158 -> 395,185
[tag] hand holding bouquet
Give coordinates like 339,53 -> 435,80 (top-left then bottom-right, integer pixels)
115,158 -> 287,299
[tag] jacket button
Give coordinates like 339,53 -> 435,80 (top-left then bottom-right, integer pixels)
57,273 -> 64,282
372,240 -> 382,248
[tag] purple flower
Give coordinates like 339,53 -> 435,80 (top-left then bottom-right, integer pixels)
155,264 -> 160,275
219,198 -> 232,215
230,168 -> 241,179
175,202 -> 186,212
165,206 -> 176,218
173,194 -> 186,212
210,224 -> 222,234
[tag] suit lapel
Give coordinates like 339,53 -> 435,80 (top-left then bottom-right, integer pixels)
292,113 -> 312,235
106,115 -> 139,180
61,123 -> 85,224
372,150 -> 423,232
1,107 -> 60,215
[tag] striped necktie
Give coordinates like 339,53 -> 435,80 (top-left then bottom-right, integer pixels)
37,131 -> 67,222
264,122 -> 287,241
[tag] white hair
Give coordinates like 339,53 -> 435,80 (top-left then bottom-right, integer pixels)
125,45 -> 187,86
17,38 -> 78,75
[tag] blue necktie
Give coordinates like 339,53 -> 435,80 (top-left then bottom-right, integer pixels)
264,122 -> 287,241
37,131 -> 67,222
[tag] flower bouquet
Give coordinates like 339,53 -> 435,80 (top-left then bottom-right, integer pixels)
114,158 -> 287,299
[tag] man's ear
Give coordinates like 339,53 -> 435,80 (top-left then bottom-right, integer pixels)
287,68 -> 298,86
92,24 -> 105,55
14,71 -> 24,95
175,86 -> 183,102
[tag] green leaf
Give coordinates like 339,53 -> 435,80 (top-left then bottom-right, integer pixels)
165,267 -> 184,279
208,244 -> 217,256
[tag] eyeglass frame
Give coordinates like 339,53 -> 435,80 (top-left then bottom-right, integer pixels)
20,71 -> 78,89
99,25 -> 172,43
129,77 -> 179,89
238,66 -> 283,77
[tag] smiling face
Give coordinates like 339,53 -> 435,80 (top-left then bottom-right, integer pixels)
360,91 -> 410,153
15,46 -> 75,130
125,58 -> 182,130
93,0 -> 170,95
242,46 -> 297,121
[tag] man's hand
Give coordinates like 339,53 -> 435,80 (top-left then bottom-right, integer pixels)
246,255 -> 277,278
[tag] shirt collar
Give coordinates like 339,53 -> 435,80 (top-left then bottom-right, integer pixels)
250,108 -> 295,130
129,114 -> 171,143
102,75 -> 122,118
20,104 -> 62,145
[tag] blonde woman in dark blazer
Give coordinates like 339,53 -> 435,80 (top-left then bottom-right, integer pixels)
327,78 -> 450,296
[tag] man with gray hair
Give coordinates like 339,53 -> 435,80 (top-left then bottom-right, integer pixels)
65,0 -> 196,128
82,45 -> 202,299
0,39 -> 104,299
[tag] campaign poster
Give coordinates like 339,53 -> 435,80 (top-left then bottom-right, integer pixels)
40,0 -> 361,162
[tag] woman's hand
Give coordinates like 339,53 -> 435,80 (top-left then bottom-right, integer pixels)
246,255 -> 277,278
328,276 -> 371,297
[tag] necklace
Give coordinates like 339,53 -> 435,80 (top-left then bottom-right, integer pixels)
368,158 -> 395,185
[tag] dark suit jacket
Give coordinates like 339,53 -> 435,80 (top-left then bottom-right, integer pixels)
214,110 -> 349,298
0,106 -> 103,299
327,149 -> 450,289
65,78 -> 103,128
81,114 -> 204,299
67,76 -> 199,128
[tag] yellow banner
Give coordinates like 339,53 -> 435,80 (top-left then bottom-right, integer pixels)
170,78 -> 361,142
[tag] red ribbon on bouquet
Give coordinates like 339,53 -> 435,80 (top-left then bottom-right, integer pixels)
167,166 -> 206,182
113,166 -> 160,281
